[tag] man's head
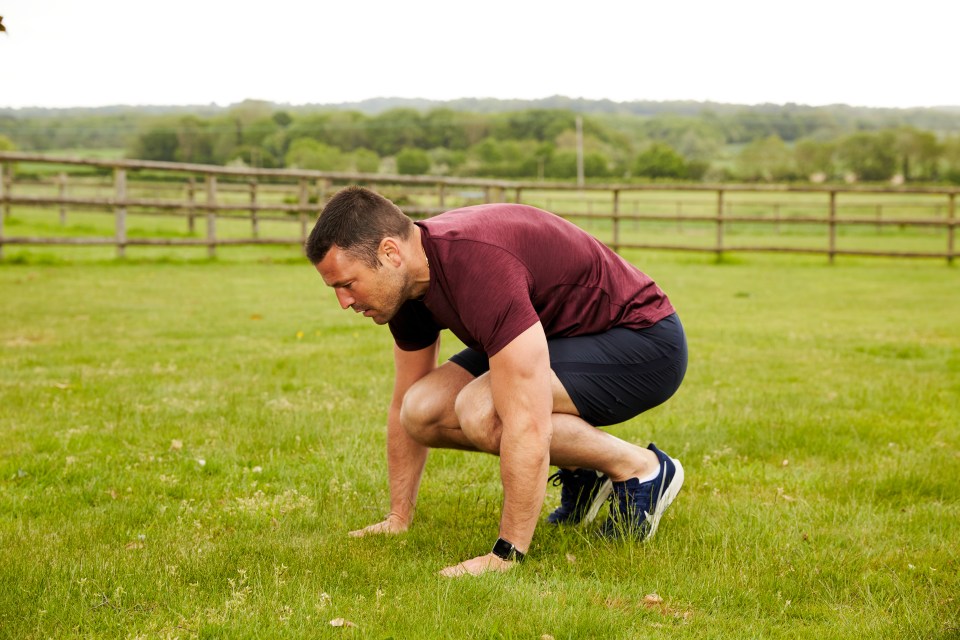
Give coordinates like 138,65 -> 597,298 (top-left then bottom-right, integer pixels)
305,186 -> 413,267
306,186 -> 420,325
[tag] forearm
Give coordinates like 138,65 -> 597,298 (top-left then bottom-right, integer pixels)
385,402 -> 429,524
498,416 -> 552,551
489,323 -> 555,553
383,340 -> 439,525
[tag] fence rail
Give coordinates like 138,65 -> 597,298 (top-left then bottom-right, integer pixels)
1,151 -> 957,264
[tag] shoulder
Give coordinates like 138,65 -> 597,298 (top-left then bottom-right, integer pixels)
421,204 -> 559,239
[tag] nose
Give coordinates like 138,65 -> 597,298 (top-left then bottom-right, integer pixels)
335,288 -> 354,310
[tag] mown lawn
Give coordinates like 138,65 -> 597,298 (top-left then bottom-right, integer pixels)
1,249 -> 958,639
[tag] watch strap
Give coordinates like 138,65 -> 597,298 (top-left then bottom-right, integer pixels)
491,537 -> 525,563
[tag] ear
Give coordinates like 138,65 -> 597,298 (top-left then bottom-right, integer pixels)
379,237 -> 403,267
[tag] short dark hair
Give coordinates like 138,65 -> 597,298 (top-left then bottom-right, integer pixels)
305,186 -> 414,267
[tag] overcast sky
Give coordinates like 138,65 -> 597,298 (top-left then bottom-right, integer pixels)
1,0 -> 957,110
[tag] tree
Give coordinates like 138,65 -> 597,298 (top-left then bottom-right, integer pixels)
892,127 -> 942,181
546,151 -> 578,179
427,147 -> 466,176
284,138 -> 348,171
492,109 -> 576,142
942,136 -> 960,184
422,109 -> 472,150
395,147 -> 430,175
633,143 -> 688,179
0,134 -> 15,152
242,118 -> 281,147
369,109 -> 424,156
836,132 -> 897,181
175,116 -> 215,165
736,135 -> 795,181
794,138 -> 836,180
131,126 -> 178,161
321,111 -> 372,151
351,148 -> 380,174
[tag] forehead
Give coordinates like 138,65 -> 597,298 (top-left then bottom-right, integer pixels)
315,245 -> 370,286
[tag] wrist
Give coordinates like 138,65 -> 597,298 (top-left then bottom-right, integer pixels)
491,537 -> 525,563
386,511 -> 411,528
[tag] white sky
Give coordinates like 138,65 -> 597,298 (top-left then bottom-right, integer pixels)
1,0 -> 958,110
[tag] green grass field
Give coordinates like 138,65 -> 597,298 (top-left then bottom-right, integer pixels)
1,246 -> 958,639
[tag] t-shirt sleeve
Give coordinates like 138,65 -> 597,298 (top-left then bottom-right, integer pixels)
388,300 -> 441,351
450,242 -> 539,357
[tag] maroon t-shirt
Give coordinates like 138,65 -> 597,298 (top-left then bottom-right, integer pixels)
388,204 -> 675,356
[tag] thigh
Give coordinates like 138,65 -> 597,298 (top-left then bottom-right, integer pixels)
403,358 -> 477,426
456,368 -> 580,417
548,314 -> 688,426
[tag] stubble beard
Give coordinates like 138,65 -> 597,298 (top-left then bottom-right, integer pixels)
372,268 -> 415,325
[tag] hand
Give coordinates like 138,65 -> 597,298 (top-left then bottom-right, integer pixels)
348,513 -> 409,538
439,553 -> 516,578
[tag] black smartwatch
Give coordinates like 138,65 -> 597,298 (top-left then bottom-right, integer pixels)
491,537 -> 525,563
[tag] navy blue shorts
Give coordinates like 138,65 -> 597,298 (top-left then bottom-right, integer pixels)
449,313 -> 687,427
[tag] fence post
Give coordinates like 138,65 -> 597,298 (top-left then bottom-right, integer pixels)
249,180 -> 259,239
875,204 -> 882,234
437,182 -> 446,210
948,193 -> 956,266
612,189 -> 621,253
515,187 -> 522,204
774,203 -> 781,235
829,191 -> 837,264
58,172 -> 68,226
298,178 -> 309,243
317,178 -> 331,206
206,175 -> 217,259
0,163 -> 5,260
186,177 -> 196,234
716,189 -> 725,259
115,168 -> 127,258
2,162 -> 11,221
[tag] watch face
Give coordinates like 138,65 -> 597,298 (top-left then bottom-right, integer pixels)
492,538 -> 515,560
492,538 -> 524,562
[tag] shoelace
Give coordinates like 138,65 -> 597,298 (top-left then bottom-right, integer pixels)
548,470 -> 564,487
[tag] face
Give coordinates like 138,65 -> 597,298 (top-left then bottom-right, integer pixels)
315,244 -> 409,325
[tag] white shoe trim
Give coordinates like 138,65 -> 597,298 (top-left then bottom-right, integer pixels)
580,478 -> 613,525
644,457 -> 684,540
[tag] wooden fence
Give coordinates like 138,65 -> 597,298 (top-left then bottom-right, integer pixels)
0,151 -> 957,264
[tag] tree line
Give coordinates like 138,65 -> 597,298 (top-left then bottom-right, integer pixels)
2,99 -> 960,183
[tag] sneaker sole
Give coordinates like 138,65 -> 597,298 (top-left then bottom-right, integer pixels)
580,478 -> 613,525
644,457 -> 684,540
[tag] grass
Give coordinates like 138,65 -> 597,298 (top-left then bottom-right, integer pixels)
1,246 -> 958,639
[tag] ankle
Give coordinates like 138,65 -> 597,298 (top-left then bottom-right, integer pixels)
607,448 -> 660,483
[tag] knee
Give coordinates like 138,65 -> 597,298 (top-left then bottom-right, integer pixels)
454,384 -> 501,454
399,380 -> 447,446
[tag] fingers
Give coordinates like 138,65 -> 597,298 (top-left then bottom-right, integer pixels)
348,518 -> 407,538
439,553 -> 515,577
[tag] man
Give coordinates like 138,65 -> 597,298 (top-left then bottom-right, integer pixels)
306,186 -> 687,577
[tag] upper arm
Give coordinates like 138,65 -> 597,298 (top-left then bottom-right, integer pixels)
488,322 -> 553,425
449,244 -> 539,357
391,338 -> 440,407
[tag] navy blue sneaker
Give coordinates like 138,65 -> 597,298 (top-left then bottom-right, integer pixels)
599,443 -> 684,540
546,468 -> 613,525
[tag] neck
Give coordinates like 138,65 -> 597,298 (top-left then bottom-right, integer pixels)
410,225 -> 431,299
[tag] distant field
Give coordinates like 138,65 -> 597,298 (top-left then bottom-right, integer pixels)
1,253 -> 958,638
